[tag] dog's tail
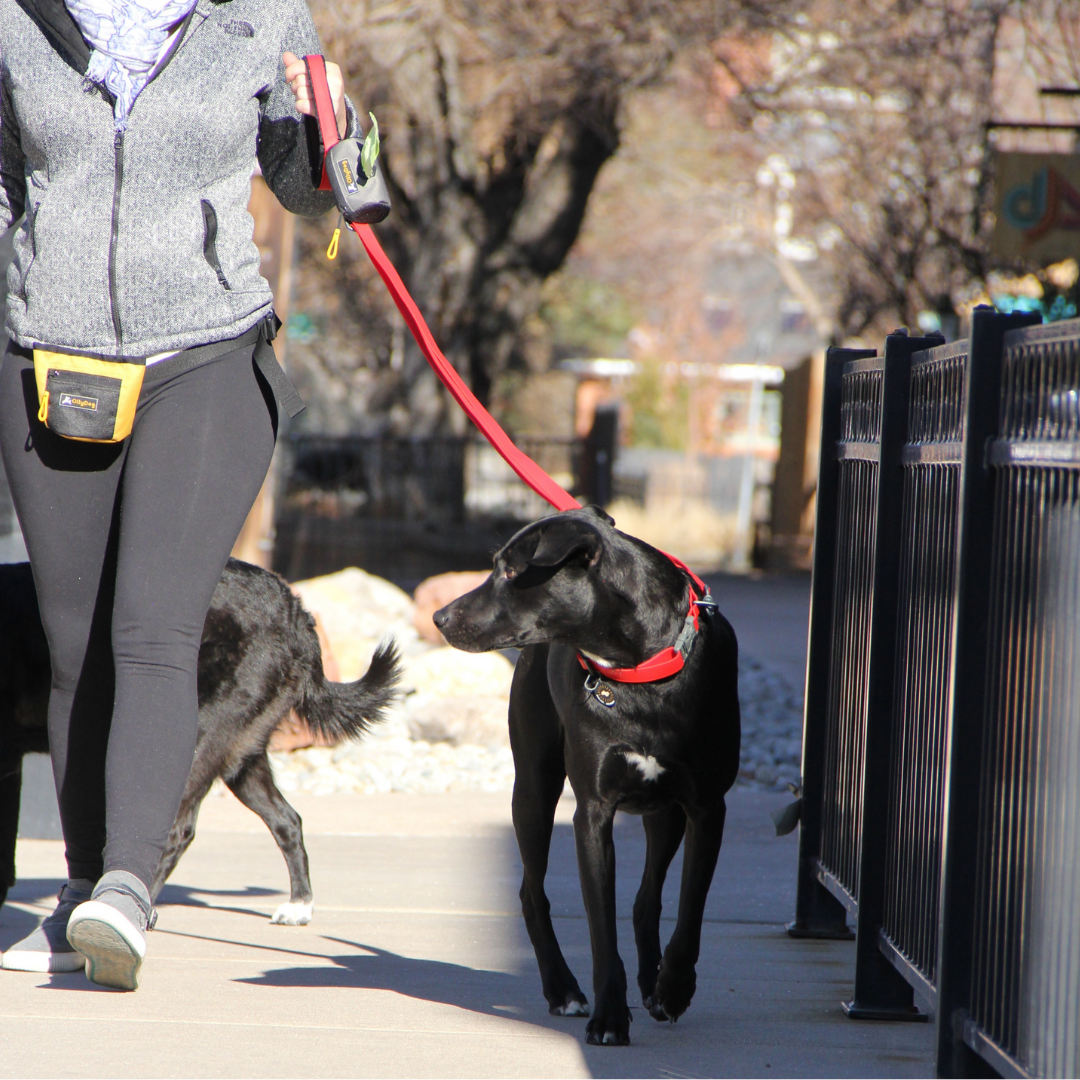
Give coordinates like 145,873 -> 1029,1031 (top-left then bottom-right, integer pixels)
297,638 -> 402,743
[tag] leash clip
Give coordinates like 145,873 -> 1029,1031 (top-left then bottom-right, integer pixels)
696,588 -> 718,615
583,673 -> 616,707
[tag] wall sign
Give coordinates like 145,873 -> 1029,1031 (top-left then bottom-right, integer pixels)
993,152 -> 1080,261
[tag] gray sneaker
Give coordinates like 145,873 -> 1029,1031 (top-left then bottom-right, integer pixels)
2,879 -> 96,973
66,871 -> 156,991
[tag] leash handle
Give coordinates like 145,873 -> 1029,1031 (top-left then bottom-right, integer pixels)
304,54 -> 340,191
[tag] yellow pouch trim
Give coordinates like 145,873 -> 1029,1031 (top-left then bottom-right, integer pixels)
33,350 -> 145,444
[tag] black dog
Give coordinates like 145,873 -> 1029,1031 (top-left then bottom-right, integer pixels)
0,558 -> 399,924
434,506 -> 740,1045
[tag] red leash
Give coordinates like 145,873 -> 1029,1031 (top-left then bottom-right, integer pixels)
304,56 -> 580,514
304,56 -> 713,683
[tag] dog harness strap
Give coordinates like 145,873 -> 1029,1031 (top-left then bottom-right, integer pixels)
577,581 -> 712,684
304,54 -> 340,191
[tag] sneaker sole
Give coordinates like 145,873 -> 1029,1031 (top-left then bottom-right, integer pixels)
67,902 -> 145,991
2,948 -> 86,974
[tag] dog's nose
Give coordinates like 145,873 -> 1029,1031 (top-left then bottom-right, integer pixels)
432,607 -> 449,630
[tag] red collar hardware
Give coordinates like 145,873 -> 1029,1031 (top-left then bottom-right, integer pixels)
577,555 -> 716,686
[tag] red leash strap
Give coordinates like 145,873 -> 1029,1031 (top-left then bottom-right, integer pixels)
302,55 -> 580,513
303,54 -> 339,191
303,64 -> 711,684
349,223 -> 581,512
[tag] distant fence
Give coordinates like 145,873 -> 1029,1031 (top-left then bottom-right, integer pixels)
274,430 -> 613,584
794,308 -> 1080,1077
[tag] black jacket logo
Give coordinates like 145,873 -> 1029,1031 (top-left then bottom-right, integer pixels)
220,19 -> 254,37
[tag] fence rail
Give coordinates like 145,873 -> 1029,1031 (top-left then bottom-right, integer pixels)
794,309 -> 1080,1077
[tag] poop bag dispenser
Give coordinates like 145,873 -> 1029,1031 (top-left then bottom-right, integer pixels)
326,113 -> 390,225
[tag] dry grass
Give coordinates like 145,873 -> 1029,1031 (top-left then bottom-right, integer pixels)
606,497 -> 739,572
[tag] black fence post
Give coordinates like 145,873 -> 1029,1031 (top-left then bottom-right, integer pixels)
578,404 -> 618,507
935,307 -> 1041,1078
788,346 -> 874,939
844,329 -> 944,1021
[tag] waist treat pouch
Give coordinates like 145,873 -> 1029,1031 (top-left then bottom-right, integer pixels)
33,349 -> 145,444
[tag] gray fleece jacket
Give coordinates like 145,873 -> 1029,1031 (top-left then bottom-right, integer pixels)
0,0 -> 355,356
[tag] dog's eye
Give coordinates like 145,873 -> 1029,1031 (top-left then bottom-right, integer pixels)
504,567 -> 517,580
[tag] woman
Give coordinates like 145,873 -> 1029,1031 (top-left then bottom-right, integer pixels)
0,0 -> 352,989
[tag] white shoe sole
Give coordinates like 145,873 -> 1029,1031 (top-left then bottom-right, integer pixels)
2,948 -> 86,973
66,901 -> 145,991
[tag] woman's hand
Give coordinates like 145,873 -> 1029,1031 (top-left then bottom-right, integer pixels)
283,51 -> 348,139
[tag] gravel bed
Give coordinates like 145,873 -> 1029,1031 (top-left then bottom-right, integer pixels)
269,654 -> 803,796
736,656 -> 804,790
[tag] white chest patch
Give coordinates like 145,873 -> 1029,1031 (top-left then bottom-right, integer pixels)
623,751 -> 665,782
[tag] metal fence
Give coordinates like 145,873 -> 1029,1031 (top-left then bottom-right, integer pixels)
817,355 -> 884,912
942,318 -> 1080,1078
793,309 -> 1080,1077
881,341 -> 966,996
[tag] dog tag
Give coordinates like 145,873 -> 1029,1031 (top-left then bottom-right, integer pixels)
594,685 -> 616,707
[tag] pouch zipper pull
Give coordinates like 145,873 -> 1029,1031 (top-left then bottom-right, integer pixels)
38,391 -> 49,424
326,214 -> 343,260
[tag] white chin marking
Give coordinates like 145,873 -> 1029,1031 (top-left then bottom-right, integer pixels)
623,751 -> 665,782
271,901 -> 312,925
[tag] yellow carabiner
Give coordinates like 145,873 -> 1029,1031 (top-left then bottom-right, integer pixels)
37,390 -> 49,424
327,216 -> 342,261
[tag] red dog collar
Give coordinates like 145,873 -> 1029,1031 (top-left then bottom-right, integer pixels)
577,554 -> 715,685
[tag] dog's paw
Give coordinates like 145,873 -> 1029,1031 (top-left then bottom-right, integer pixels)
585,1005 -> 632,1046
550,992 -> 590,1017
642,994 -> 670,1022
654,956 -> 696,1021
270,901 -> 312,925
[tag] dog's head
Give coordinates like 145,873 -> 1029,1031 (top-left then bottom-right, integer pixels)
433,506 -> 627,654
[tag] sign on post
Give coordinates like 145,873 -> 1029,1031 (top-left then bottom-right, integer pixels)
992,152 -> 1080,261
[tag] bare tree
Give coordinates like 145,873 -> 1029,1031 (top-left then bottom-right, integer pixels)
289,0 -> 784,433
716,0 -> 1017,340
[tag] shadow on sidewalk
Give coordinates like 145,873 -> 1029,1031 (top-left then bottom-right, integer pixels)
236,937 -> 547,1020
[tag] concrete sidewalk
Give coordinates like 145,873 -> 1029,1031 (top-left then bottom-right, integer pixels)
0,786 -> 933,1078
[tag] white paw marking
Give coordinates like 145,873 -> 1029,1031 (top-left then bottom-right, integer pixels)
270,901 -> 312,925
556,1000 -> 589,1016
623,751 -> 665,782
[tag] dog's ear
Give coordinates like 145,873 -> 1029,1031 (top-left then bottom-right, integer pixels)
529,518 -> 603,568
583,504 -> 614,526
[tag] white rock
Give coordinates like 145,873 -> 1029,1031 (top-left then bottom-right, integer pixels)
406,694 -> 510,749
403,647 -> 515,698
291,566 -> 423,679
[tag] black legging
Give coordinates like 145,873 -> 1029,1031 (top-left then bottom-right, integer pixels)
0,341 -> 276,889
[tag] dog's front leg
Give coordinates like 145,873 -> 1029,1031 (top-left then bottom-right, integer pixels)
510,645 -> 588,1017
634,804 -> 687,1016
653,801 -> 726,1021
574,799 -> 631,1045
